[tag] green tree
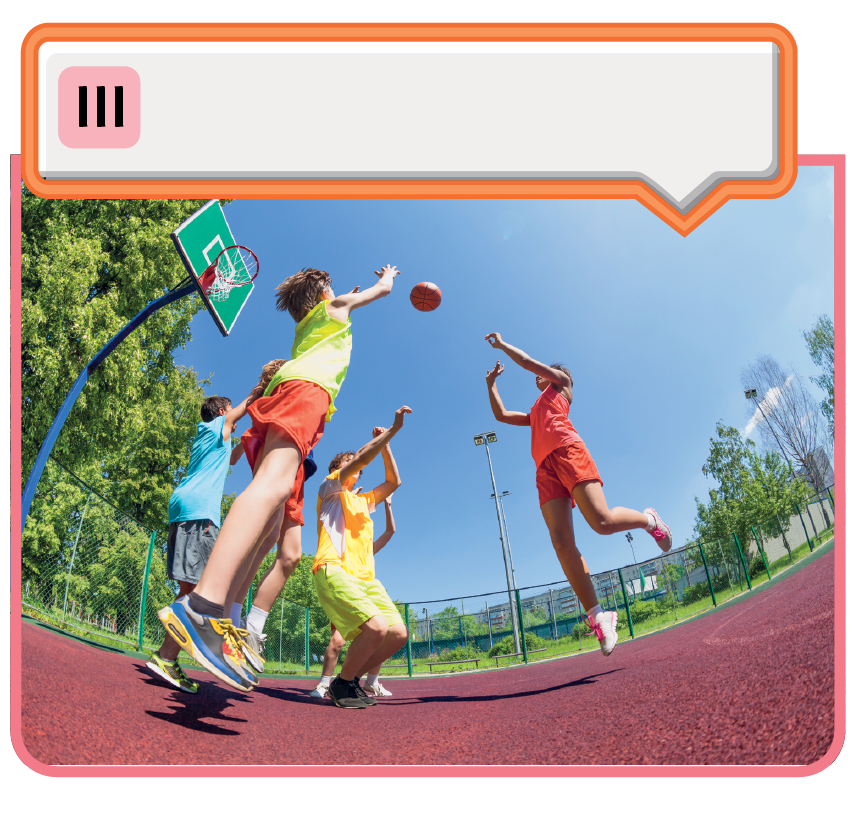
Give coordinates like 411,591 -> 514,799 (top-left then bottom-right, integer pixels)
693,422 -> 812,560
21,194 -> 217,492
803,314 -> 835,437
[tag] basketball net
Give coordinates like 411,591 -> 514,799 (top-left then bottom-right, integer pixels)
203,246 -> 258,302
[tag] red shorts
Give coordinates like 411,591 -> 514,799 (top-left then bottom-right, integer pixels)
536,442 -> 602,507
241,379 -> 330,525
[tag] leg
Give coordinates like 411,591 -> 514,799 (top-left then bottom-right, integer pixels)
251,516 -> 302,613
339,615 -> 388,681
540,497 -> 599,613
157,581 -> 196,661
356,623 -> 408,679
321,628 -> 346,679
572,481 -> 650,535
194,426 -> 302,607
310,628 -> 346,698
226,505 -> 283,615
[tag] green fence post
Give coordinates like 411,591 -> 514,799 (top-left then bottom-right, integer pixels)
750,527 -> 773,581
138,531 -> 157,652
827,487 -> 835,511
795,503 -> 813,552
732,533 -> 752,590
515,589 -> 528,663
617,568 -> 635,638
697,542 -> 717,607
404,604 -> 413,677
246,585 -> 254,616
304,606 -> 310,674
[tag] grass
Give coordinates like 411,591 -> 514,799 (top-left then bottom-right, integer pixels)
21,529 -> 835,677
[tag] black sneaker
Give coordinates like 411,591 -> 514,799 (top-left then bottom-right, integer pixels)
352,677 -> 378,706
327,677 -> 368,709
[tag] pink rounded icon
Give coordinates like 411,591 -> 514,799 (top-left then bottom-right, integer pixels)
58,66 -> 141,149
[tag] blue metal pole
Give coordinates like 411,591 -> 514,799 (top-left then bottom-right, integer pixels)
21,283 -> 197,531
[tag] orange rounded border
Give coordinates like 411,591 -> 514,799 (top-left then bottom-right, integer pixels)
21,22 -> 796,236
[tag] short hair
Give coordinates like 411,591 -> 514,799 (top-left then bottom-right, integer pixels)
328,451 -> 356,473
249,359 -> 289,401
275,267 -> 333,323
550,363 -> 573,385
201,396 -> 231,422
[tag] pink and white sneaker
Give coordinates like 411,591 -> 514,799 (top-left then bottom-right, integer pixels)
587,611 -> 618,656
644,508 -> 672,553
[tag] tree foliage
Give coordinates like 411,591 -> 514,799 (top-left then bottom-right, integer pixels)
741,355 -> 828,495
693,422 -> 812,557
803,314 -> 834,437
21,194 -> 224,530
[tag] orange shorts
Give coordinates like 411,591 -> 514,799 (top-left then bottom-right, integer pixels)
241,379 -> 330,526
536,442 -> 603,507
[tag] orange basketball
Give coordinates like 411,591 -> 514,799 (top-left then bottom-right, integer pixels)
410,282 -> 442,312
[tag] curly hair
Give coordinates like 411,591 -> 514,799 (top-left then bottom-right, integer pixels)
201,395 -> 231,422
275,267 -> 333,322
328,451 -> 356,473
249,359 -> 289,401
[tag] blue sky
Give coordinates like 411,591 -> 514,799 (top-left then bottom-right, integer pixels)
173,166 -> 834,603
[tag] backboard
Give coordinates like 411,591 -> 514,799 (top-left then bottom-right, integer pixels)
171,200 -> 254,336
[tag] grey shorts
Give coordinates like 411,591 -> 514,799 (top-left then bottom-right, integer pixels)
167,519 -> 219,584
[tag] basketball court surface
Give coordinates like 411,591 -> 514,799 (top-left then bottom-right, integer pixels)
17,543 -> 835,768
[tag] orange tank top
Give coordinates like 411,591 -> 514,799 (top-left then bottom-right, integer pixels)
529,385 -> 582,468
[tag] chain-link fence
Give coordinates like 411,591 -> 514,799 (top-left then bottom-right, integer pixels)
20,459 -> 834,675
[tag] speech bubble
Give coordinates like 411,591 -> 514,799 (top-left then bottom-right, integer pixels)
22,23 -> 796,235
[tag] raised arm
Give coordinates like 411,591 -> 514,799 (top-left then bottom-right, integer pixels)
229,442 -> 245,466
370,436 -> 401,505
327,264 -> 401,322
339,406 -> 412,485
222,390 -> 257,442
486,361 -> 530,426
372,496 -> 395,554
484,332 -> 572,389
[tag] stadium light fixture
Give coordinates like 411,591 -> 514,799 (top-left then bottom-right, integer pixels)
486,432 -> 497,443
473,434 -> 484,446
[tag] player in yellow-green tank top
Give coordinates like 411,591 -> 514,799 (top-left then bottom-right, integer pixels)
158,265 -> 401,693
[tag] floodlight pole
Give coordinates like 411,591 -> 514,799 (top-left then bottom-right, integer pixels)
626,531 -> 637,565
493,491 -> 517,591
476,434 -> 521,653
21,283 -> 198,532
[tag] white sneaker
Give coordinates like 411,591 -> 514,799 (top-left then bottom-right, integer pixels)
366,680 -> 392,697
310,681 -> 330,699
644,508 -> 672,553
587,611 -> 618,656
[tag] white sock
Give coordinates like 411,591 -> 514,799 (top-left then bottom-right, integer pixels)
319,674 -> 334,686
230,603 -> 242,627
586,604 -> 602,623
645,512 -> 656,532
246,605 -> 269,636
366,670 -> 380,685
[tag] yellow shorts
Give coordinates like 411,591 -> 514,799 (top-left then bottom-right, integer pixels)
314,563 -> 404,642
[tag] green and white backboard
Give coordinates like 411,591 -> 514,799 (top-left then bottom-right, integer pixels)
171,200 -> 254,336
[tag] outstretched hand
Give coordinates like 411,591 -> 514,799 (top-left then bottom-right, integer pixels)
486,360 -> 505,385
484,332 -> 505,350
375,264 -> 401,279
393,405 -> 412,430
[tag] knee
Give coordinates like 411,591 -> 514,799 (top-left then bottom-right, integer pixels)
549,529 -> 577,556
365,615 -> 389,640
585,511 -> 616,535
391,624 -> 408,646
277,547 -> 301,574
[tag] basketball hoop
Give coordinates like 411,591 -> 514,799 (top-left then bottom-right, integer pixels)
199,245 -> 259,303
